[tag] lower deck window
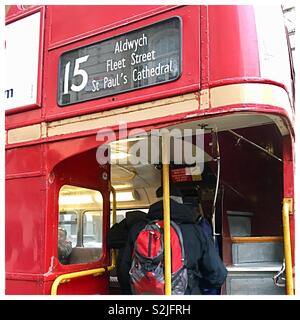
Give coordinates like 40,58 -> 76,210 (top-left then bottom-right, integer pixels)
58,185 -> 103,265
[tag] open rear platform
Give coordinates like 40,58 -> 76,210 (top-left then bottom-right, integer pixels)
225,237 -> 285,294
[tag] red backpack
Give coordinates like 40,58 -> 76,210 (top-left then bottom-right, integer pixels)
129,220 -> 188,295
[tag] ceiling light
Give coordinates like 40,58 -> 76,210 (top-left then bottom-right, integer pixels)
59,194 -> 94,205
110,191 -> 137,202
110,151 -> 129,160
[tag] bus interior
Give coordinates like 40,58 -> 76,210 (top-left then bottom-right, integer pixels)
56,112 -> 287,295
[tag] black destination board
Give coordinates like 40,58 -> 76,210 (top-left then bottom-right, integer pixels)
58,17 -> 181,106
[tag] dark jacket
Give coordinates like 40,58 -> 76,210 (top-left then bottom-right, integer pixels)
120,199 -> 228,294
108,210 -> 147,294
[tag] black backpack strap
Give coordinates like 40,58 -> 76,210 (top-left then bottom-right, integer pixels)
170,221 -> 186,265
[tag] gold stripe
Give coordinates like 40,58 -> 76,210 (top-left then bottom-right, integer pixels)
7,124 -> 41,144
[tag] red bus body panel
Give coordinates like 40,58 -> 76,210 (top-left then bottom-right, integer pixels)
208,5 -> 260,83
5,5 -> 294,294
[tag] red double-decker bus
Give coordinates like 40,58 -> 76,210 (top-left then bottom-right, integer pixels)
5,5 -> 295,295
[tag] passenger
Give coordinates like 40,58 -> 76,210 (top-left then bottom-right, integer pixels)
185,196 -> 218,248
108,210 -> 147,294
120,184 -> 228,294
58,227 -> 73,264
188,196 -> 222,295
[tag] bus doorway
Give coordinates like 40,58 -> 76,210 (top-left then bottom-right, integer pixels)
109,111 -> 289,295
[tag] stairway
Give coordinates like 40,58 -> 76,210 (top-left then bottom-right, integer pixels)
225,237 -> 285,295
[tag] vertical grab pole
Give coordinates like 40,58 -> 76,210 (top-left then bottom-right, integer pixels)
110,184 -> 117,268
211,128 -> 220,243
282,198 -> 294,295
162,132 -> 172,295
111,185 -> 117,225
282,135 -> 294,295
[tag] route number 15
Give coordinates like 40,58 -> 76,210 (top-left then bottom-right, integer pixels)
63,55 -> 89,94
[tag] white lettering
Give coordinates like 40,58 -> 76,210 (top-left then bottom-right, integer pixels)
132,60 -> 174,81
91,80 -> 100,92
114,33 -> 148,54
106,58 -> 126,72
107,304 -> 143,318
103,74 -> 120,88
130,50 -> 156,65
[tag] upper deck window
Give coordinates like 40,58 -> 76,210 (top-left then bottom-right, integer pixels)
58,17 -> 181,106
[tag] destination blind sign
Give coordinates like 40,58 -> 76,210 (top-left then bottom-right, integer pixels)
58,17 -> 181,106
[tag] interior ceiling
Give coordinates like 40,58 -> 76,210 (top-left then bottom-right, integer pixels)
57,113 -> 284,210
110,112 -> 281,205
112,164 -> 161,190
166,112 -> 273,132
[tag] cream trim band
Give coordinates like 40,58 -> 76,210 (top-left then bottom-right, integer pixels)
47,93 -> 198,137
7,124 -> 41,144
210,83 -> 290,110
6,83 -> 292,144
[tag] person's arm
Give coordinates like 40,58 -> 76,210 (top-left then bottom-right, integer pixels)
195,226 -> 228,288
118,231 -> 135,294
108,220 -> 129,249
